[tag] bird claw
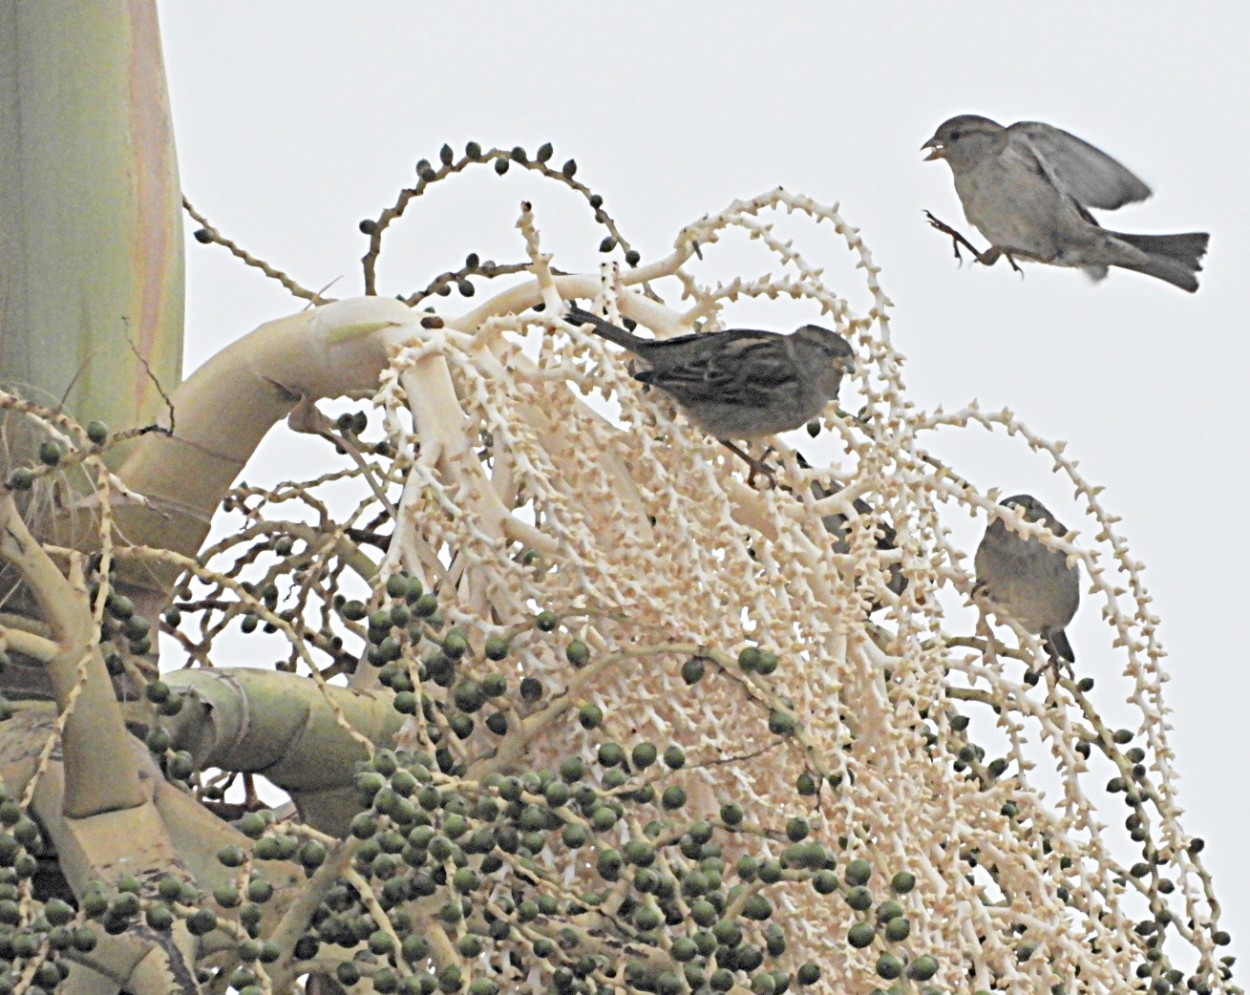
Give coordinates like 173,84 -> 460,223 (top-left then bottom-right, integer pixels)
978,245 -> 1026,278
746,460 -> 778,491
745,448 -> 778,490
924,211 -> 984,267
1044,646 -> 1074,680
925,213 -> 1029,279
722,441 -> 778,490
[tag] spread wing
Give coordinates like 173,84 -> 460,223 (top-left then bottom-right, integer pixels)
1010,121 -> 1152,210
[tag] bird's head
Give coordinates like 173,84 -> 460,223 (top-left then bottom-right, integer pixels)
922,115 -> 1007,168
795,325 -> 856,376
1000,493 -> 1061,531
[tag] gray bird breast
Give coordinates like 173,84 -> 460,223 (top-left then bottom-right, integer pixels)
954,151 -> 1072,257
974,523 -> 1079,634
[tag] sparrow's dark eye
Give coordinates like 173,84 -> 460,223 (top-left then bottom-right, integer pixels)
949,130 -> 961,140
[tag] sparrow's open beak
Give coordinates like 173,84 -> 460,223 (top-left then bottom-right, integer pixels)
921,137 -> 945,161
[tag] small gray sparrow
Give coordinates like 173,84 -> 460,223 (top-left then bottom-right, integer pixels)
801,458 -> 907,610
922,115 -> 1209,292
974,494 -> 1079,667
565,306 -> 855,484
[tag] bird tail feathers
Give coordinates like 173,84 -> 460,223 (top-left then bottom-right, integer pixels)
1110,231 -> 1210,292
1044,630 -> 1075,666
564,306 -> 641,350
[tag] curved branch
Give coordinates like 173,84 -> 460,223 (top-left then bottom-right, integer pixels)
0,497 -> 144,814
48,297 -> 417,596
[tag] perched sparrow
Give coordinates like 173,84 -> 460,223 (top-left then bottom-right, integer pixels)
974,494 -> 1080,667
565,307 -> 854,483
799,457 -> 907,610
819,490 -> 908,610
922,115 -> 1209,292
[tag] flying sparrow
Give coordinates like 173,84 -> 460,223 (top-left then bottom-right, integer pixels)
922,115 -> 1209,292
974,493 -> 1080,668
565,306 -> 855,485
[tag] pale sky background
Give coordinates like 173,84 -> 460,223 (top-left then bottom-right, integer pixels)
159,2 -> 1248,964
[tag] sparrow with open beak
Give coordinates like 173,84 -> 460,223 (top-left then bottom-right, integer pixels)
922,115 -> 1209,292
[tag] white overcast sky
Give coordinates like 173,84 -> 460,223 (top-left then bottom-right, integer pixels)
159,2 -> 1249,960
